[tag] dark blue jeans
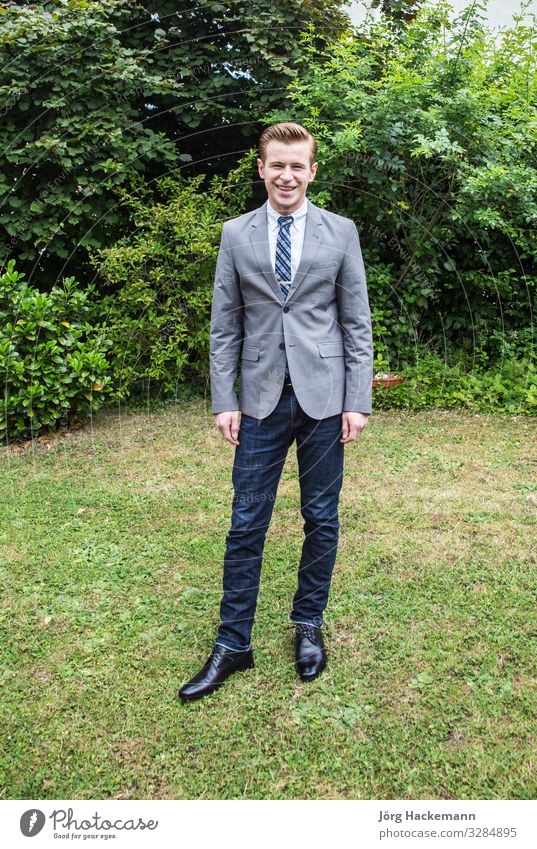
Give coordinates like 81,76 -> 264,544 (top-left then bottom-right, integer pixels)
215,383 -> 344,651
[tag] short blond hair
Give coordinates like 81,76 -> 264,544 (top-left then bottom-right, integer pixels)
258,122 -> 317,165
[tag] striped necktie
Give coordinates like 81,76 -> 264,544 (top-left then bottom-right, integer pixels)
275,214 -> 293,380
275,214 -> 293,299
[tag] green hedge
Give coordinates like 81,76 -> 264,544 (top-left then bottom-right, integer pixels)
0,261 -> 113,441
373,348 -> 537,414
89,153 -> 255,397
263,1 -> 537,365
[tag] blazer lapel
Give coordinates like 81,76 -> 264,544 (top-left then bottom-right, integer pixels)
249,204 -> 285,302
286,202 -> 323,303
248,200 -> 323,302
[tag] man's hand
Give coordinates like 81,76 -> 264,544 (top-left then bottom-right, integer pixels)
215,410 -> 240,446
341,411 -> 369,443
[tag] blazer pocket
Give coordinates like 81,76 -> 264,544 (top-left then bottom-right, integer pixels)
241,345 -> 260,361
318,342 -> 344,357
316,261 -> 339,268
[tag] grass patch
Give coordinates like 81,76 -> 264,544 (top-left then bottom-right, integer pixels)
1,403 -> 536,799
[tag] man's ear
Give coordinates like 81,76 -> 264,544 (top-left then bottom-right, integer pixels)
309,162 -> 318,182
257,157 -> 265,177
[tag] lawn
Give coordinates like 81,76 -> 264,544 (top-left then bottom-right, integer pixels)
1,401 -> 536,799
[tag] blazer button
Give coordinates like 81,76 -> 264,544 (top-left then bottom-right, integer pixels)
283,306 -> 289,313
279,343 -> 285,350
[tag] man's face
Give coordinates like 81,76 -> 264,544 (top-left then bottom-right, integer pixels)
257,139 -> 318,214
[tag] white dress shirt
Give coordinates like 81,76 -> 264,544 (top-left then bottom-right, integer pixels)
266,196 -> 308,283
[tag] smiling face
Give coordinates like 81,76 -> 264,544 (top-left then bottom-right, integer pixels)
257,139 -> 318,215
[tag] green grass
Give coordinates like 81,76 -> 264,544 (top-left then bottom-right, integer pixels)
1,401 -> 536,799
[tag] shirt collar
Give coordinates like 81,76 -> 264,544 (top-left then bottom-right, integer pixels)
266,196 -> 308,229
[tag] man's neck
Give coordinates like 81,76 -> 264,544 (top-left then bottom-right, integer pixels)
267,196 -> 308,216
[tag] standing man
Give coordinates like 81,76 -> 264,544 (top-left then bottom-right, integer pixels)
179,122 -> 373,702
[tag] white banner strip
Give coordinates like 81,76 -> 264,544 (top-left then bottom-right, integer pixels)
2,799 -> 536,848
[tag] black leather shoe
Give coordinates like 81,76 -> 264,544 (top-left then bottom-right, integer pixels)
295,623 -> 327,681
178,644 -> 254,702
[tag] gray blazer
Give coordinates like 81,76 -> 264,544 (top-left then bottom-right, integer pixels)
209,199 -> 373,420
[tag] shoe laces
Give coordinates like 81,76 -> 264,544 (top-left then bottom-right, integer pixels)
295,623 -> 321,643
210,645 -> 247,663
207,645 -> 230,666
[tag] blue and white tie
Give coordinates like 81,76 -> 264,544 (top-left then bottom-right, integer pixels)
275,215 -> 293,299
275,215 -> 293,379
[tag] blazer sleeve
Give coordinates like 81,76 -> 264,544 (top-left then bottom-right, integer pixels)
209,222 -> 244,413
335,219 -> 374,414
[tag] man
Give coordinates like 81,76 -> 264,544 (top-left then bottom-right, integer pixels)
179,121 -> 373,702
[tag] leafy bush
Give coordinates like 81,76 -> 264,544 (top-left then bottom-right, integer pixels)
0,0 -> 348,279
89,153 -> 255,398
0,261 -> 113,442
372,346 -> 537,414
262,0 -> 537,364
0,0 -> 182,275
